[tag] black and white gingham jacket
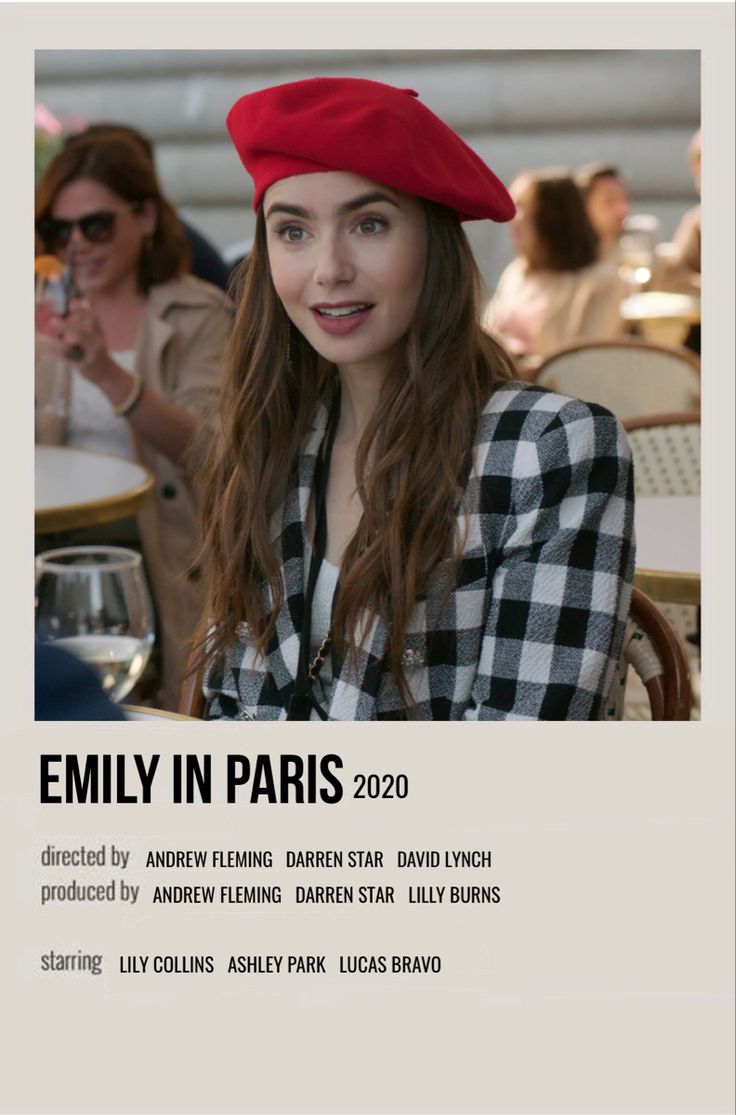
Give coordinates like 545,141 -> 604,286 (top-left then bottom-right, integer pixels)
204,382 -> 635,720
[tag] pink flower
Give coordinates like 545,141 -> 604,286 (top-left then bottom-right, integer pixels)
35,103 -> 63,137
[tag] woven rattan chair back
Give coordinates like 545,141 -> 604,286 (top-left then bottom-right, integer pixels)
533,338 -> 700,421
623,412 -> 700,497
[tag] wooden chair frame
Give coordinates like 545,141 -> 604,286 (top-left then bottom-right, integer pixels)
532,335 -> 701,382
622,410 -> 701,433
178,652 -> 206,719
626,586 -> 692,720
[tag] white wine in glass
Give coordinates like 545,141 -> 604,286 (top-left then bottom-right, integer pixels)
35,547 -> 155,703
617,214 -> 660,294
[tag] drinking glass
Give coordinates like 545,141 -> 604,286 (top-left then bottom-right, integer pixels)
35,263 -> 71,445
618,214 -> 660,294
35,547 -> 155,703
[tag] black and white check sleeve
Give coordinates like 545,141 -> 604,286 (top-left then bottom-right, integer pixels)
464,396 -> 635,720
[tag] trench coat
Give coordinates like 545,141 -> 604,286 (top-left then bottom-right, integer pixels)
204,382 -> 635,721
37,275 -> 231,710
132,277 -> 231,709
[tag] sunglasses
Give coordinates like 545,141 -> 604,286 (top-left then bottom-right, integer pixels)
37,202 -> 143,250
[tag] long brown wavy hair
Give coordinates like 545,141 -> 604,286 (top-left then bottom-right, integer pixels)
197,198 -> 514,709
517,168 -> 599,273
35,134 -> 189,293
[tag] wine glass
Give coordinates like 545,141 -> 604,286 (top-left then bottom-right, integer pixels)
35,547 -> 156,703
618,214 -> 660,295
35,256 -> 71,445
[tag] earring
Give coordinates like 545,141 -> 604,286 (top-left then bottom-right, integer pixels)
285,325 -> 292,371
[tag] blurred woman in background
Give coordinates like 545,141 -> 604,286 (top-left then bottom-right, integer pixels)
662,127 -> 701,293
35,134 -> 231,708
484,168 -> 626,369
575,162 -> 631,262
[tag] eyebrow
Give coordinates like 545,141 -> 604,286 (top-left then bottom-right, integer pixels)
265,190 -> 401,221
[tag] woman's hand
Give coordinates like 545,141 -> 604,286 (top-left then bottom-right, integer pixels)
35,297 -> 118,386
36,296 -> 202,466
57,298 -> 119,386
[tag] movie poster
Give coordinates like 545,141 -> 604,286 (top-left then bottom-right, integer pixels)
4,3 -> 734,1112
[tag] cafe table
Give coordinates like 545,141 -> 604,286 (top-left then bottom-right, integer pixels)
634,494 -> 700,605
35,445 -> 154,534
621,291 -> 700,347
123,705 -> 198,722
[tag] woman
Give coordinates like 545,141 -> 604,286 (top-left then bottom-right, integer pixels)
574,161 -> 631,262
35,134 -> 231,709
659,128 -> 701,294
199,77 -> 634,721
484,168 -> 627,365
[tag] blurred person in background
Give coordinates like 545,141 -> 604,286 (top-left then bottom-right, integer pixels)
674,127 -> 701,273
35,133 -> 231,709
575,162 -> 631,261
484,168 -> 626,369
648,125 -> 702,352
668,127 -> 701,285
66,123 -> 232,292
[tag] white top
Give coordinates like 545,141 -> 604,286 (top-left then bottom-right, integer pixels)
67,350 -> 136,459
305,543 -> 340,717
311,556 -> 339,653
484,256 -> 626,359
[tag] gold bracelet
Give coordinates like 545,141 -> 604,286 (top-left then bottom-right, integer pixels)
112,372 -> 144,417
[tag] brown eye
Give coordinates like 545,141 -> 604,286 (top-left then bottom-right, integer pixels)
275,223 -> 307,244
356,217 -> 386,235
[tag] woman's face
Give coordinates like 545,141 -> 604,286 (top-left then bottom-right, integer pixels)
264,171 -> 428,379
585,175 -> 630,245
50,177 -> 156,297
509,177 -> 538,258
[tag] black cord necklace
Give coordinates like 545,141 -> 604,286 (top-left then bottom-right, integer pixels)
286,389 -> 341,721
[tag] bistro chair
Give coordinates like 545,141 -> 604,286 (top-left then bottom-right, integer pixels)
605,586 -> 692,720
532,337 -> 700,421
623,411 -> 700,497
624,411 -> 701,664
178,650 -> 206,719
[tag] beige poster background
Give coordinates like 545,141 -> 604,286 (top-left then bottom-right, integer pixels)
2,3 -> 734,1112
4,728 -> 736,1112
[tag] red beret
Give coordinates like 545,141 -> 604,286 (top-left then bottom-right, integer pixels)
226,76 -> 515,223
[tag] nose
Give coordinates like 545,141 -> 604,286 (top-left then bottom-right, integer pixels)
64,223 -> 87,254
313,230 -> 354,287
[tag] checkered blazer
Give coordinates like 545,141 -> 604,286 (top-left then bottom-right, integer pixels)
204,381 -> 635,720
